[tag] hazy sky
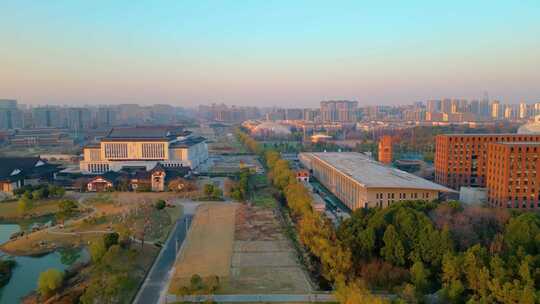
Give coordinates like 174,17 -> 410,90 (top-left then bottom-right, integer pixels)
1,1 -> 540,107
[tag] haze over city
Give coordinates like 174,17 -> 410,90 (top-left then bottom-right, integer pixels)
1,1 -> 540,107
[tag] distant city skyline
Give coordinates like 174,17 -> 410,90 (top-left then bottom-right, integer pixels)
1,1 -> 540,107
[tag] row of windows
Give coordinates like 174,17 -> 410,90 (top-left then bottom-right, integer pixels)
104,143 -> 128,159
88,163 -> 109,173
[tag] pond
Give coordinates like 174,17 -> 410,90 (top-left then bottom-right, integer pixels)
0,222 -> 88,304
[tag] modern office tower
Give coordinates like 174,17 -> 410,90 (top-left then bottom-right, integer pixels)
435,133 -> 540,190
491,100 -> 501,120
487,142 -> 540,210
519,102 -> 529,119
80,126 -> 208,173
426,99 -> 442,113
32,107 -> 66,128
66,107 -> 92,131
320,100 -> 358,122
0,99 -> 23,130
299,152 -> 453,210
378,135 -> 393,165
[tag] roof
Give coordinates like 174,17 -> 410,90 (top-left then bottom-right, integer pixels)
102,126 -> 189,141
439,133 -> 534,137
0,157 -> 59,181
303,152 -> 454,192
494,142 -> 540,146
169,136 -> 206,148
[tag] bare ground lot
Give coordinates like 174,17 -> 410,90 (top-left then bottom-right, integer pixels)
169,203 -> 238,292
168,203 -> 312,295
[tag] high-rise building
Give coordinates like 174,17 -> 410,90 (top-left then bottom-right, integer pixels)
519,102 -> 529,119
320,100 -> 358,122
426,99 -> 441,113
284,108 -> 303,120
491,100 -> 501,120
441,98 -> 452,113
32,107 -> 66,128
67,107 -> 92,131
0,99 -> 23,130
96,107 -> 117,128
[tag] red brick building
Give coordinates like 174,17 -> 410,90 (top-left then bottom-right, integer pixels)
435,134 -> 540,190
487,142 -> 540,209
435,134 -> 540,210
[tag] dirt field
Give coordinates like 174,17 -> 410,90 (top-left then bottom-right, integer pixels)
223,205 -> 312,294
169,203 -> 238,292
168,203 -> 312,295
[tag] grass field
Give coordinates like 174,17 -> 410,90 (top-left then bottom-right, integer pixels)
0,199 -> 61,220
169,203 -> 238,293
251,175 -> 278,209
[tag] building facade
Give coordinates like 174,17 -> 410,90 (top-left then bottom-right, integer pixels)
435,134 -> 540,190
320,100 -> 358,122
80,126 -> 208,174
300,152 -> 453,210
378,135 -> 393,165
486,142 -> 540,210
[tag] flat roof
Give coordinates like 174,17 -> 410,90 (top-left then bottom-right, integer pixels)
303,152 -> 454,192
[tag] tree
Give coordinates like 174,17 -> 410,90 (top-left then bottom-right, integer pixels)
17,196 -> 33,214
203,184 -> 214,197
211,187 -> 223,199
155,199 -> 166,210
80,245 -> 137,304
56,199 -> 78,223
103,232 -> 119,249
381,225 -> 405,266
89,239 -> 107,263
410,261 -> 430,293
37,268 -> 64,298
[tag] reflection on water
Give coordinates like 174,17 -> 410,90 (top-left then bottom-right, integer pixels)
0,223 -> 88,304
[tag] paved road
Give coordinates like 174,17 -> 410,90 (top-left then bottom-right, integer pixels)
133,214 -> 193,304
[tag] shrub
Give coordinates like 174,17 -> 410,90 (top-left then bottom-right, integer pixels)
155,199 -> 166,210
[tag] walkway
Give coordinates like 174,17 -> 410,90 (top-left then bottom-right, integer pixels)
132,214 -> 193,304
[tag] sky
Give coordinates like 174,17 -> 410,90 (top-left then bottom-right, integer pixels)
1,1 -> 540,107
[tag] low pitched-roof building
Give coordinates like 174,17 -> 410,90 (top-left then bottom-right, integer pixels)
299,152 -> 454,210
0,157 -> 60,193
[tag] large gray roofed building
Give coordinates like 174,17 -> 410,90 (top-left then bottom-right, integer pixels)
302,152 -> 453,191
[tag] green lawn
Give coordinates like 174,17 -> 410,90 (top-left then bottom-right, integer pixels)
0,199 -> 60,219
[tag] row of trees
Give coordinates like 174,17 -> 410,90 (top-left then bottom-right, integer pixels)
237,129 -> 386,304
